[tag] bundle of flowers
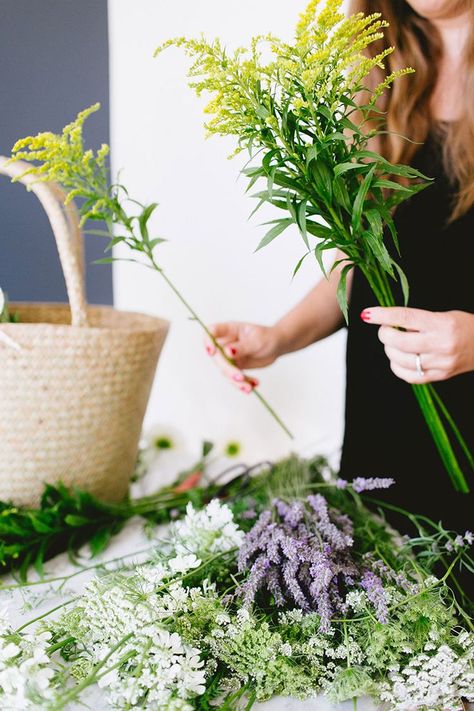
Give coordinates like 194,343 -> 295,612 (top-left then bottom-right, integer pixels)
1,458 -> 472,710
156,0 -> 474,492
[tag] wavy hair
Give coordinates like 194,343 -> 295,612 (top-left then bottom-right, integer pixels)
349,0 -> 474,219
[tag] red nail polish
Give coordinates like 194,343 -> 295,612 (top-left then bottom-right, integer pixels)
360,310 -> 371,322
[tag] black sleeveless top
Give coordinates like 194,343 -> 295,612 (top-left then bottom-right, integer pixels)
339,132 -> 474,534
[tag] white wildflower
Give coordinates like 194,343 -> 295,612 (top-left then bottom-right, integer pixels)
169,553 -> 201,575
172,500 -> 244,556
380,635 -> 474,710
279,642 -> 293,657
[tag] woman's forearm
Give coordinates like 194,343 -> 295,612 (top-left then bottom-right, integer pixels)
274,255 -> 352,356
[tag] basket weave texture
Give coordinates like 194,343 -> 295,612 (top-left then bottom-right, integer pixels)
0,158 -> 169,506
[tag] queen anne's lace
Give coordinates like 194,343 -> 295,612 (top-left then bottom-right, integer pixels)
380,631 -> 474,710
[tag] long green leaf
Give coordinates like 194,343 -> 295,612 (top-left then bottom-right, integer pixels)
255,218 -> 293,251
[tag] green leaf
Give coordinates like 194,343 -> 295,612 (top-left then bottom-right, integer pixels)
292,251 -> 310,278
334,162 -> 369,177
138,202 -> 159,241
363,230 -> 394,276
202,440 -> 214,458
28,515 -> 54,534
318,104 -> 333,122
64,514 -> 90,527
392,259 -> 410,305
332,176 -> 351,213
333,162 -> 368,178
148,237 -> 167,250
365,209 -> 383,240
372,179 -> 411,192
352,164 -> 376,233
306,220 -> 333,239
255,218 -> 293,251
305,144 -> 319,166
296,200 -> 309,249
94,257 -> 115,265
311,159 -> 333,200
89,527 -> 112,557
33,540 -> 48,578
337,264 -> 353,323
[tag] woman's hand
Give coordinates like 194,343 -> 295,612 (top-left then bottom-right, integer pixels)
204,322 -> 282,393
361,306 -> 474,384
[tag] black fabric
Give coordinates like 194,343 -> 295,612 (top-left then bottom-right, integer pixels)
340,132 -> 474,541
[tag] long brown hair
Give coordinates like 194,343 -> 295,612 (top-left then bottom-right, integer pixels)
349,0 -> 474,219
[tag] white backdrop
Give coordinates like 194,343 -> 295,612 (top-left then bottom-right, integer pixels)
108,0 -> 347,465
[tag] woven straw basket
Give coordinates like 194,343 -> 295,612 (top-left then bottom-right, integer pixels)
0,157 -> 169,506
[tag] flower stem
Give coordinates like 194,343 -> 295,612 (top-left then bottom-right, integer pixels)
147,253 -> 294,440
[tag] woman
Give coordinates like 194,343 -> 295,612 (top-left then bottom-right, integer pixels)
205,0 -> 474,543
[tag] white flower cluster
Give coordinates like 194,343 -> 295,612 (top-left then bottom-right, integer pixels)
57,571 -> 208,709
172,500 -> 244,557
380,630 -> 474,710
0,608 -> 55,709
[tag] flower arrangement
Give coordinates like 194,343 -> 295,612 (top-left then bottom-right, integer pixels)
1,456 -> 472,710
156,0 -> 474,493
0,437 -> 294,580
7,106 -> 292,439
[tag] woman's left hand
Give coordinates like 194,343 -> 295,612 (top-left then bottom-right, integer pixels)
361,306 -> 474,384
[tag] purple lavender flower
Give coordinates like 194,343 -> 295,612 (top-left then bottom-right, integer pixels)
361,570 -> 389,624
352,477 -> 395,493
335,478 -> 348,489
236,493 -> 399,631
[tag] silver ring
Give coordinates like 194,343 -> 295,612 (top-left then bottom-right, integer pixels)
415,353 -> 425,378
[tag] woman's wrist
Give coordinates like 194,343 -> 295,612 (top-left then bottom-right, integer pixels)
269,321 -> 289,358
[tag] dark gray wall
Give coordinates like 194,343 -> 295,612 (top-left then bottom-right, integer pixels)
0,0 -> 113,305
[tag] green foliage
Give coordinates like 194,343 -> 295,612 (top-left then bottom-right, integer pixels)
0,455 -> 328,581
156,1 -> 424,312
157,0 -> 473,493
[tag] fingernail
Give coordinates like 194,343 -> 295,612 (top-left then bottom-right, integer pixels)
240,384 -> 252,394
206,345 -> 215,355
360,310 -> 372,322
232,373 -> 245,382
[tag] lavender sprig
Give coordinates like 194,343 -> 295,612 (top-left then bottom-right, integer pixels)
236,494 -> 398,631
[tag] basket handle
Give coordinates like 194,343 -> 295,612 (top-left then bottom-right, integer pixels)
0,156 -> 89,327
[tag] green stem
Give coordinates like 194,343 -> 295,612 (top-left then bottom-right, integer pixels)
427,383 -> 474,470
15,596 -> 80,633
49,633 -> 135,711
359,264 -> 470,494
147,254 -> 294,440
2,545 -> 158,592
412,384 -> 470,494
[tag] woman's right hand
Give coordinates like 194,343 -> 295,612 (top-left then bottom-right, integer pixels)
204,322 -> 282,393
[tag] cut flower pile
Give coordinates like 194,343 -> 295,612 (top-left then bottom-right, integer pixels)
1,457 -> 472,710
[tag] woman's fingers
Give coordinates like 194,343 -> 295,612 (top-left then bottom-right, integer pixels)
361,306 -> 437,331
378,325 -> 430,353
389,360 -> 445,385
204,322 -> 239,356
203,323 -> 260,393
384,345 -> 452,372
212,351 -> 259,392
